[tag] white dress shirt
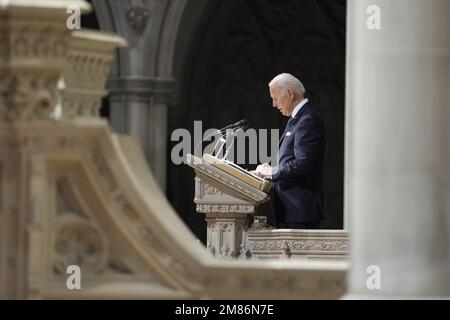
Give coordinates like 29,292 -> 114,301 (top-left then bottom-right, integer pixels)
291,98 -> 309,118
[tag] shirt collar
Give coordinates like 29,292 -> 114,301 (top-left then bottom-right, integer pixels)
291,98 -> 309,119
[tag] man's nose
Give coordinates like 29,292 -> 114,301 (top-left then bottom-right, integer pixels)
273,101 -> 277,108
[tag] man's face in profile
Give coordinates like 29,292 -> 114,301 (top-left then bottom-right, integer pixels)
269,85 -> 292,117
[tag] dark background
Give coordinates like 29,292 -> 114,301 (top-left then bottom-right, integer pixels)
84,0 -> 347,243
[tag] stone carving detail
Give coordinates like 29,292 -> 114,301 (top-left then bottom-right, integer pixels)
0,24 -> 69,122
193,161 -> 268,202
65,53 -> 112,87
220,242 -> 232,257
220,223 -> 232,232
54,213 -> 109,274
197,204 -> 255,214
61,95 -> 102,120
280,241 -> 292,259
1,26 -> 68,60
251,239 -> 349,252
207,241 -> 215,255
205,184 -> 222,196
0,71 -> 60,122
207,222 -> 218,233
53,177 -> 138,276
61,31 -> 125,120
238,243 -> 253,260
250,216 -> 274,230
190,160 -> 269,260
126,5 -> 150,32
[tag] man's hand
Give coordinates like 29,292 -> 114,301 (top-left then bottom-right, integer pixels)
250,170 -> 259,177
255,163 -> 273,179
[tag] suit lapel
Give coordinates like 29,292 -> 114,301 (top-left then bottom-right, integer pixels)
279,119 -> 294,146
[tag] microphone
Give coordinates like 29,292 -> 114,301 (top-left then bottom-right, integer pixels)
219,120 -> 249,161
193,119 -> 250,160
218,119 -> 249,133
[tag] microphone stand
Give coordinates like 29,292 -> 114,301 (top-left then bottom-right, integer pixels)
193,128 -> 234,161
220,128 -> 242,161
193,120 -> 248,162
212,134 -> 227,159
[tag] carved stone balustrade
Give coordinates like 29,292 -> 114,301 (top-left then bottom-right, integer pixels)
247,229 -> 349,261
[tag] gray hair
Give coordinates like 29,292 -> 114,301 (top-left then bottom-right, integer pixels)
269,73 -> 306,97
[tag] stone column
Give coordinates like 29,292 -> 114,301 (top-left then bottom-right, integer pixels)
0,0 -> 92,299
346,0 -> 450,297
89,0 -> 184,192
108,77 -> 173,191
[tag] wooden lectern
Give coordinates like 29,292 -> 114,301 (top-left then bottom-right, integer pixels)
185,154 -> 271,257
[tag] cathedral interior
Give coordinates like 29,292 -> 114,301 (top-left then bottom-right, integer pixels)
83,0 -> 346,241
0,0 -> 449,300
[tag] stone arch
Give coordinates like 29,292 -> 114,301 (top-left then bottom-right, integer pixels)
85,0 -> 212,241
91,0 -> 188,78
87,0 -> 190,192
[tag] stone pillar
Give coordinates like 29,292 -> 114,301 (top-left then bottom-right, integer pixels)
346,0 -> 450,297
0,0 -> 92,299
89,0 -> 182,192
108,77 -> 173,191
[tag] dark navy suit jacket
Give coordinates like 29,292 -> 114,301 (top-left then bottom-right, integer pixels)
271,102 -> 327,223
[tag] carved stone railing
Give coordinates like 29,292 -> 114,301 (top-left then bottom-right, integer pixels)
247,229 -> 349,260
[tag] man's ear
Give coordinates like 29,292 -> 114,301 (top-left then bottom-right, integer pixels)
288,88 -> 295,100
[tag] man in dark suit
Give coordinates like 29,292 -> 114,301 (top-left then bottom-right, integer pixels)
255,73 -> 327,229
